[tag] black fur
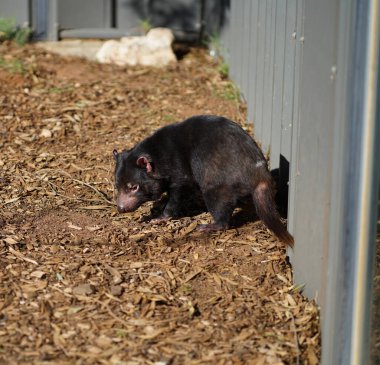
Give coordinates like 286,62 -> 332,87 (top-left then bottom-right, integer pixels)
114,115 -> 294,246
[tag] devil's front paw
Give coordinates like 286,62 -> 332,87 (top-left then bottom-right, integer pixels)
150,215 -> 172,224
196,223 -> 228,232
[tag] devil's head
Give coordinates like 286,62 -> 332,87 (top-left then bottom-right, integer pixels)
113,149 -> 166,213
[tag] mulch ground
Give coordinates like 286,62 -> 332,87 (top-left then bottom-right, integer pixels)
0,42 -> 320,365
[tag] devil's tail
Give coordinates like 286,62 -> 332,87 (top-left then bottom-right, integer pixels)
253,180 -> 294,247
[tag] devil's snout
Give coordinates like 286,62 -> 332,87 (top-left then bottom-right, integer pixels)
117,203 -> 128,213
116,190 -> 140,213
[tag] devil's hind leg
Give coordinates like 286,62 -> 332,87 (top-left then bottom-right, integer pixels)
197,185 -> 236,232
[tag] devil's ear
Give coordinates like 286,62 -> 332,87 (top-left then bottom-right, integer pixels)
136,156 -> 153,173
113,149 -> 119,161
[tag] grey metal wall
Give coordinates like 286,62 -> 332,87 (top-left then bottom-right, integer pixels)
223,0 -> 337,303
222,0 -> 303,230
224,0 -> 302,170
0,0 -> 29,26
223,1 -> 380,365
58,0 -> 113,30
222,0 -> 312,296
0,0 -> 224,41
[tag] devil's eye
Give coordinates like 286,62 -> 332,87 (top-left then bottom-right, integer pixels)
131,185 -> 139,192
127,183 -> 139,192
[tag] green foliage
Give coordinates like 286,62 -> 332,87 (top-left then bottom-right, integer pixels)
214,81 -> 240,102
14,26 -> 32,45
0,57 -> 26,73
207,32 -> 222,58
0,18 -> 16,40
217,61 -> 229,78
48,86 -> 74,94
0,17 -> 32,45
291,283 -> 306,294
139,19 -> 152,34
115,329 -> 127,338
162,114 -> 175,123
207,32 -> 229,78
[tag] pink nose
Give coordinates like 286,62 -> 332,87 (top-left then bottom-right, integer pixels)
117,204 -> 127,213
116,191 -> 138,213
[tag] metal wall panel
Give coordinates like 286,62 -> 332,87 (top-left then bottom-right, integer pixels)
219,3 -> 231,64
226,0 -> 338,306
246,0 -> 259,126
240,0 -> 251,100
225,0 -> 307,285
261,0 -> 275,154
254,1 -> 266,140
227,0 -> 302,215
2,0 -> 225,42
225,0 -> 335,310
228,0 -> 239,87
270,1 -> 287,170
224,3 -> 380,364
288,0 -> 304,218
116,0 -> 147,32
290,0 -> 338,305
280,1 -> 297,164
235,1 -> 243,90
0,0 -> 29,25
57,0 -> 112,30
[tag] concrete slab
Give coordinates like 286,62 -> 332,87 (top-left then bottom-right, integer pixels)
35,40 -> 104,61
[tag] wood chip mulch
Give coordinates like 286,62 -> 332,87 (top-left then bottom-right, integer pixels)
0,43 -> 320,365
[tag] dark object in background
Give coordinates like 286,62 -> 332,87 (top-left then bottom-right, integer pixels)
113,115 -> 294,246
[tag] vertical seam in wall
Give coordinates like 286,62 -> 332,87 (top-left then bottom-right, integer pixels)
280,0 -> 288,152
254,1 -> 261,135
270,1 -> 278,159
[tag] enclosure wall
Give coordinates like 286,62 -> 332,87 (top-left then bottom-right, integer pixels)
0,0 -> 225,41
221,0 -> 330,300
222,1 -> 380,364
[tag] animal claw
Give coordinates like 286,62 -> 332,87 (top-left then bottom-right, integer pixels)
150,216 -> 172,224
196,223 -> 227,232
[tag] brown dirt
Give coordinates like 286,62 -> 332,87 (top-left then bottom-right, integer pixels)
0,43 -> 320,365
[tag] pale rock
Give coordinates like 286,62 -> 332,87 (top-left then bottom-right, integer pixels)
96,28 -> 176,67
40,129 -> 52,138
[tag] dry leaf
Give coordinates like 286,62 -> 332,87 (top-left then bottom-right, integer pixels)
104,263 -> 123,284
130,262 -> 144,269
67,222 -> 82,230
73,284 -> 95,296
30,270 -> 46,279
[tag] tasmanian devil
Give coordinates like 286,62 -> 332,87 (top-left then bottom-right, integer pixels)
113,115 -> 294,246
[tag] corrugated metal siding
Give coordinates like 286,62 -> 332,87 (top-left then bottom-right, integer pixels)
57,0 -> 113,29
0,0 -> 224,41
224,0 -> 369,324
224,1 -> 302,177
223,7 -> 380,365
0,0 -> 29,26
224,2 -> 304,218
290,0 -> 338,308
223,0 -> 342,302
